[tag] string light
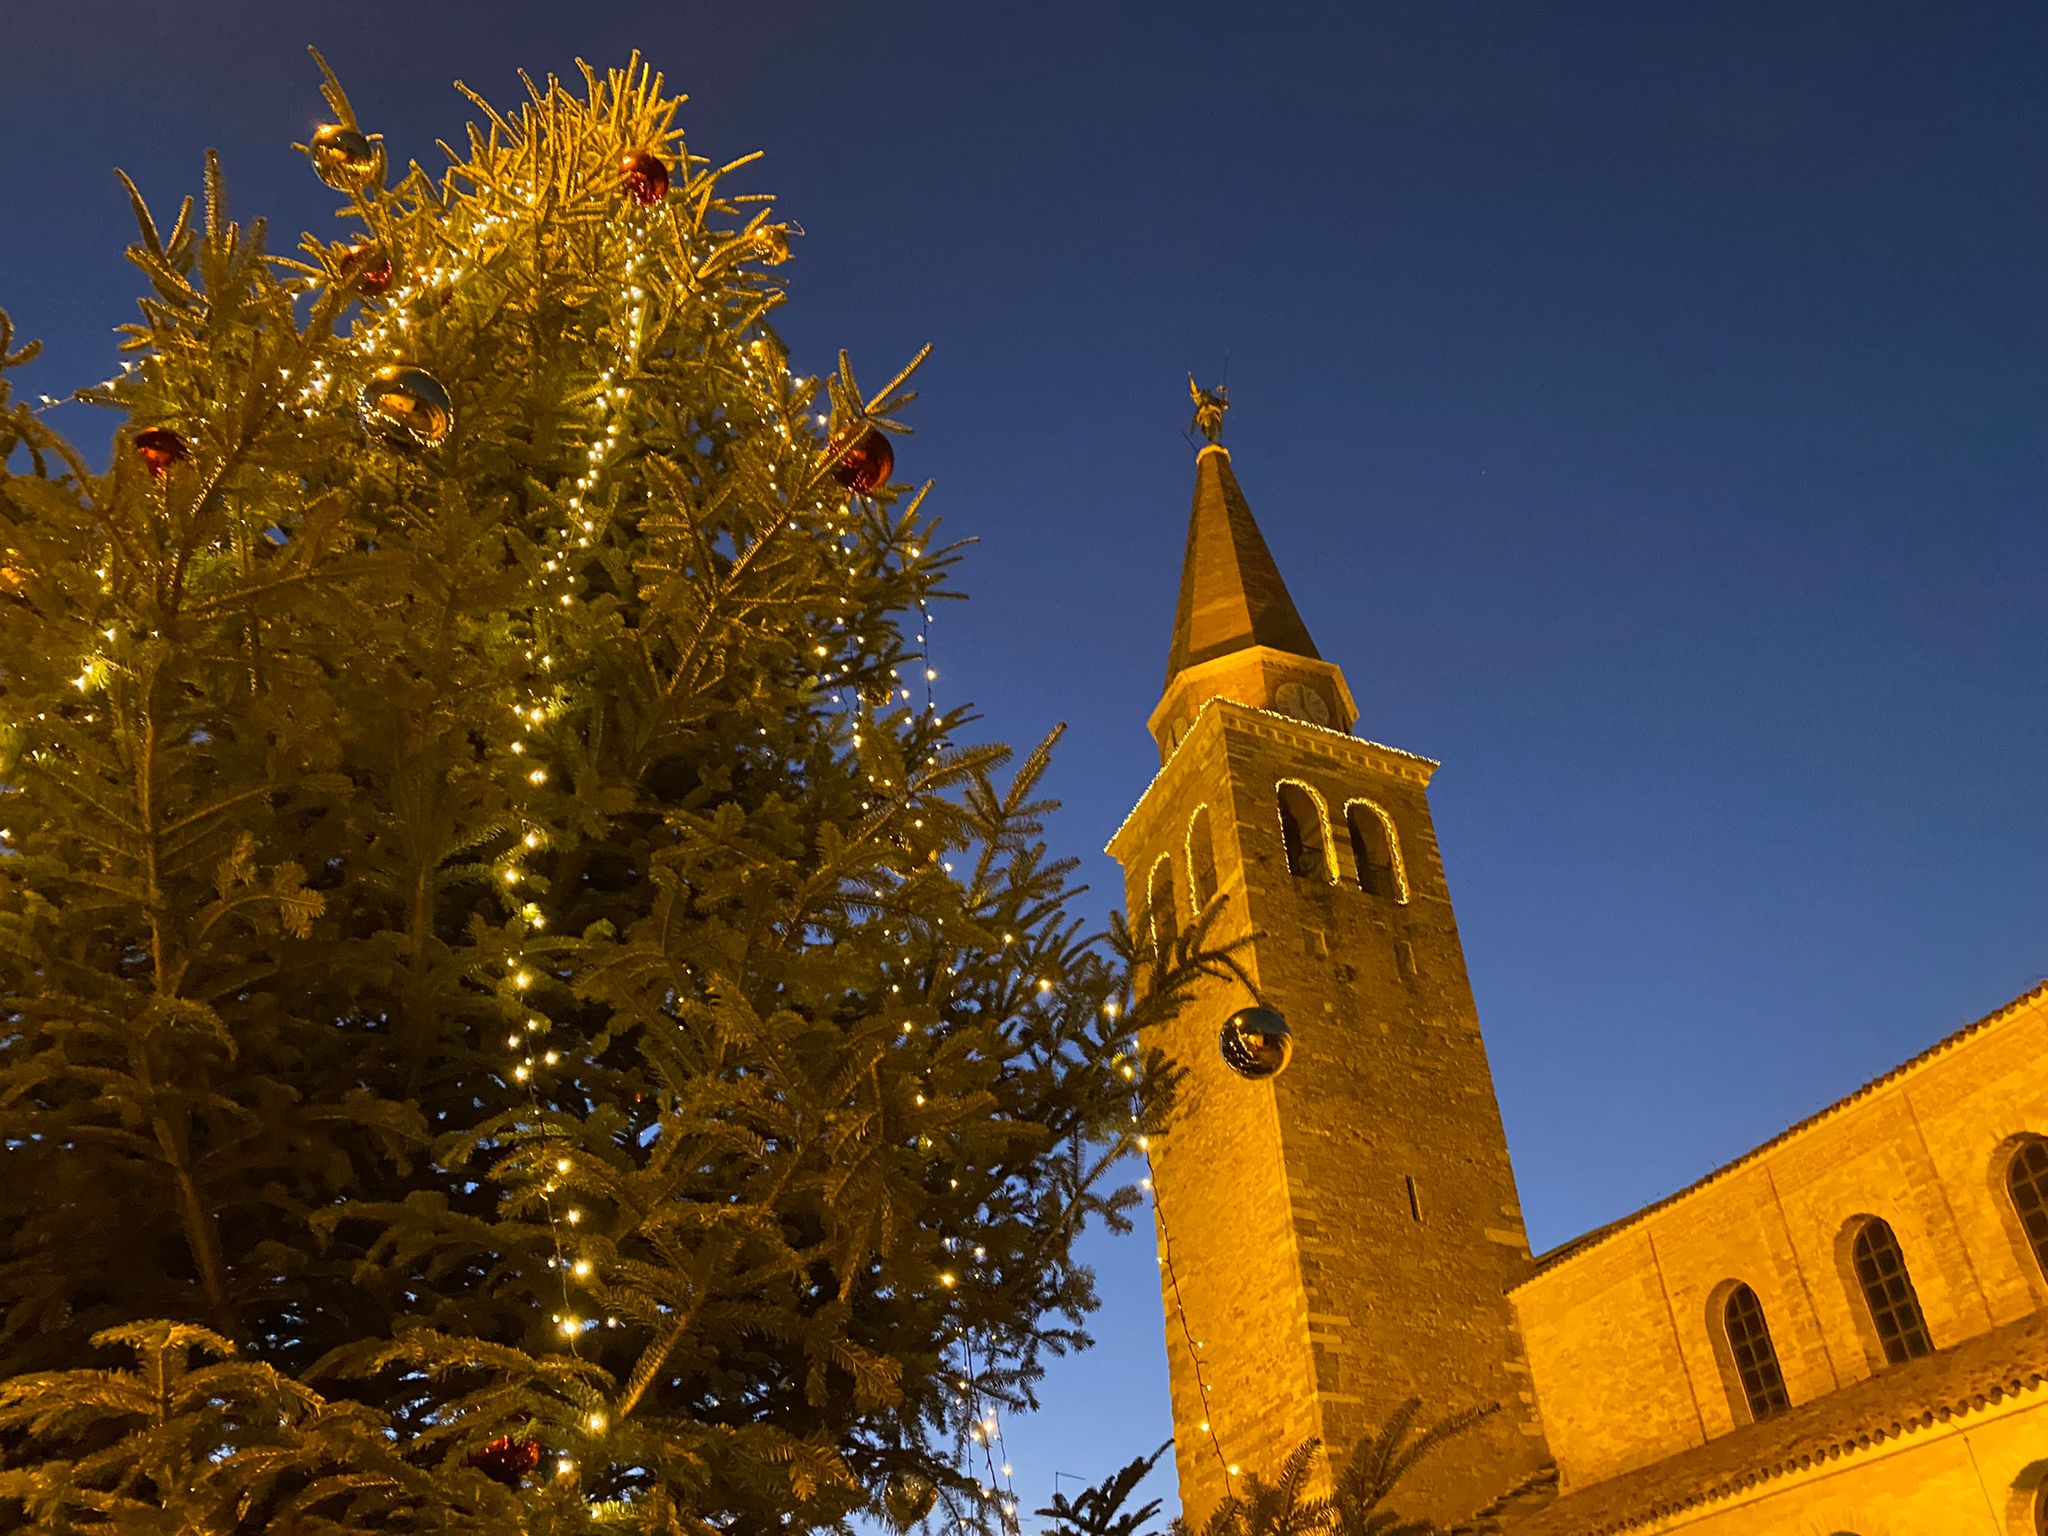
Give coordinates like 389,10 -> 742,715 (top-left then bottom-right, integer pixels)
1152,1168 -> 1236,1495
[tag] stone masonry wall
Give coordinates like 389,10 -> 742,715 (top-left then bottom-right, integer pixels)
1114,699 -> 1552,1529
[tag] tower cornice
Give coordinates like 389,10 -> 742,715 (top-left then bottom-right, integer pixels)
1108,694 -> 1437,861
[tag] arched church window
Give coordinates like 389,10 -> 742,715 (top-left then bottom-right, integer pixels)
1344,799 -> 1406,902
1187,806 -> 1219,910
2007,1137 -> 2048,1283
1849,1217 -> 1933,1364
1148,855 -> 1179,958
1720,1283 -> 1791,1422
1275,781 -> 1330,881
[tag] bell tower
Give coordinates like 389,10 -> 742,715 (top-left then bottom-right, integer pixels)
1109,391 -> 1550,1528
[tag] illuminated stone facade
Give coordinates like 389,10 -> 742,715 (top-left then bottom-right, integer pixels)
1110,441 -> 2048,1534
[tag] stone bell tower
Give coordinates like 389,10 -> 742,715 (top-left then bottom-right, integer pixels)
1107,390 -> 1550,1529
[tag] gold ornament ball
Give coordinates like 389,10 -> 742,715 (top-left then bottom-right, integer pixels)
357,365 -> 454,449
1219,1005 -> 1293,1081
882,1470 -> 938,1530
309,123 -> 383,192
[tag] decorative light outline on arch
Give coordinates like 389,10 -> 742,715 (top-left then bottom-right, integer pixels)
1273,777 -> 1337,883
1341,796 -> 1409,904
1184,802 -> 1220,915
1147,853 -> 1180,955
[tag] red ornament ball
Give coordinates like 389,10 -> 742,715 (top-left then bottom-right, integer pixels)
469,1434 -> 542,1488
830,427 -> 894,494
134,426 -> 188,479
341,242 -> 394,297
621,150 -> 670,207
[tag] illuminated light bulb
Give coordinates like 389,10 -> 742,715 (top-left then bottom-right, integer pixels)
529,768 -> 548,785
544,1050 -> 560,1065
524,831 -> 541,849
572,1258 -> 593,1278
514,1065 -> 532,1082
587,1412 -> 607,1432
503,869 -> 520,885
506,1033 -> 521,1048
556,1158 -> 571,1173
1136,1135 -> 1151,1150
939,1272 -> 956,1288
1199,1421 -> 1210,1433
566,1208 -> 583,1224
515,971 -> 534,990
1002,1464 -> 1014,1477
1036,979 -> 1052,992
1228,1464 -> 1241,1476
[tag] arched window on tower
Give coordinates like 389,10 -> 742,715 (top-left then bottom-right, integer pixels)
1718,1283 -> 1791,1422
1344,799 -> 1407,902
2007,1136 -> 2048,1282
1148,854 -> 1179,958
1275,781 -> 1330,881
1848,1217 -> 1934,1364
1187,806 -> 1219,911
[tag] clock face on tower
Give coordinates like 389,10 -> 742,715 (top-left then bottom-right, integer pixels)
1273,681 -> 1332,726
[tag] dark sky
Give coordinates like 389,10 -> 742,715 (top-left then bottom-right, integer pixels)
7,0 -> 2045,1520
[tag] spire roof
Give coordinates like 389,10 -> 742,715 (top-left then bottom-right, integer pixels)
1163,445 -> 1321,685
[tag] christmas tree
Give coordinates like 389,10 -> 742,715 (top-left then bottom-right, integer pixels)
0,54 -> 1203,1532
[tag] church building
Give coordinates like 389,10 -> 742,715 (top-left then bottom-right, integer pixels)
1107,404 -> 2048,1535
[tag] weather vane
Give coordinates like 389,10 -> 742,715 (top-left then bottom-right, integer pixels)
1189,376 -> 1229,446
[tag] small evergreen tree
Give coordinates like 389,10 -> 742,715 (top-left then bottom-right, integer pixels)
1035,1441 -> 1171,1536
0,53 -> 1199,1532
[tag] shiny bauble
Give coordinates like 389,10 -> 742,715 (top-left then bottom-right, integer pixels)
620,149 -> 670,206
752,223 -> 793,264
356,365 -> 453,449
308,123 -> 383,192
0,556 -> 27,603
469,1433 -> 541,1488
340,241 -> 394,297
883,1470 -> 939,1529
133,426 -> 189,479
829,427 -> 893,493
1219,1005 -> 1292,1080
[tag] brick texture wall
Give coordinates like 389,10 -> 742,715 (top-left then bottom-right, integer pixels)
1510,986 -> 2048,1492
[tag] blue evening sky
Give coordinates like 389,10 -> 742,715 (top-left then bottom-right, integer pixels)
6,1 -> 2044,1522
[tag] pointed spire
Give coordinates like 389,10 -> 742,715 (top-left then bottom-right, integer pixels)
1163,443 -> 1321,685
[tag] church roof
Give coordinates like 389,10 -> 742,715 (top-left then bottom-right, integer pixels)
1517,977 -> 2048,1285
1507,1310 -> 2048,1534
1163,445 -> 1322,686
